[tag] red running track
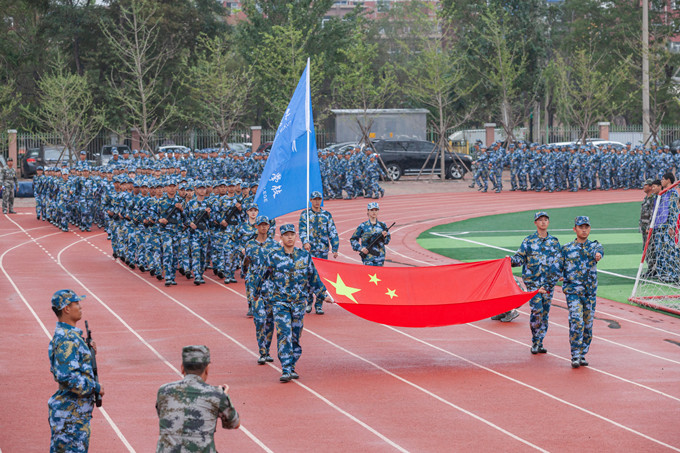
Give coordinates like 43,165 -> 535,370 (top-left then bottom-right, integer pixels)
1,189 -> 679,452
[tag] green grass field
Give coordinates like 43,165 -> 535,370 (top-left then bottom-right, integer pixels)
417,202 -> 642,304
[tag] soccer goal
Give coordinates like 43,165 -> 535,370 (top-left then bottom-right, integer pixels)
630,180 -> 680,315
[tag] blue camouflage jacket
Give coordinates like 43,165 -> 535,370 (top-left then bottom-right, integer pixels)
49,322 -> 99,414
253,245 -> 326,304
561,239 -> 604,295
298,209 -> 340,256
510,232 -> 562,288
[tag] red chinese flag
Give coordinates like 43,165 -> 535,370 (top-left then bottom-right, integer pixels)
313,257 -> 538,328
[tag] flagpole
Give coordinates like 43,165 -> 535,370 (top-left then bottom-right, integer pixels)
305,58 -> 311,242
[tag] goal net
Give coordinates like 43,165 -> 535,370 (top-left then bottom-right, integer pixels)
630,180 -> 680,315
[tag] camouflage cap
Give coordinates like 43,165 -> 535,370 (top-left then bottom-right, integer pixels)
644,178 -> 654,186
534,211 -> 549,220
182,345 -> 211,366
367,202 -> 379,210
574,216 -> 590,226
245,203 -> 259,211
310,190 -> 323,199
280,223 -> 295,234
256,215 -> 270,225
51,289 -> 86,310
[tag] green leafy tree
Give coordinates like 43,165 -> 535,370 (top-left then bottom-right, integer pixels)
466,9 -> 530,141
550,47 -> 632,143
250,16 -> 325,128
399,4 -> 478,179
23,54 -> 105,163
100,0 -> 177,152
332,25 -> 398,145
182,34 -> 253,150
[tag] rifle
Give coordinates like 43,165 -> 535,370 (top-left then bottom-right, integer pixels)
84,321 -> 103,407
224,204 -> 240,226
184,208 -> 209,232
360,222 -> 395,259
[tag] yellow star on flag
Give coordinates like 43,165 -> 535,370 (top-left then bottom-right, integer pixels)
385,288 -> 398,299
368,273 -> 381,285
324,273 -> 362,304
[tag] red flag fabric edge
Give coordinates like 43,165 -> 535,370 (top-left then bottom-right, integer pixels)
314,257 -> 538,327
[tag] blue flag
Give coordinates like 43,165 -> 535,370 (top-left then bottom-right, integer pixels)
254,60 -> 322,220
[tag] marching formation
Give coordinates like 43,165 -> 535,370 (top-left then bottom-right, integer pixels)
469,141 -> 680,193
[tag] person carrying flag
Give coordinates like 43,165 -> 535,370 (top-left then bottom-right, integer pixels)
299,190 -> 340,314
252,224 -> 327,382
508,211 -> 562,353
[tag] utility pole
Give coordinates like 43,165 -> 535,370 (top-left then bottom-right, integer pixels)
642,0 -> 650,144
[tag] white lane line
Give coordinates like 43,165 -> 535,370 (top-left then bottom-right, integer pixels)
385,325 -> 680,452
469,323 -> 680,403
71,233 -> 396,453
6,219 -> 272,453
0,231 -> 135,452
431,231 -> 680,340
62,232 -> 276,453
304,329 -> 549,452
0,225 -> 51,238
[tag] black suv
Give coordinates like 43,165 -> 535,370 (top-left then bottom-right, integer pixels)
372,139 -> 472,181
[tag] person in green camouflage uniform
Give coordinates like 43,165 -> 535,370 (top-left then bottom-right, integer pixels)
1,157 -> 18,214
155,345 -> 240,452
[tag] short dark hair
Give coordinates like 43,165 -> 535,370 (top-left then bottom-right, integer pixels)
52,306 -> 62,317
183,362 -> 208,375
662,172 -> 676,184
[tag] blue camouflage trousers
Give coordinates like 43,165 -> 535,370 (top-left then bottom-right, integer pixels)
527,285 -> 553,344
190,228 -> 210,278
249,281 -> 274,357
273,300 -> 306,374
565,292 -> 596,359
48,403 -> 91,452
161,228 -> 179,280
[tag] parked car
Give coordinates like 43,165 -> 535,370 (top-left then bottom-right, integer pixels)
323,142 -> 359,154
371,139 -> 473,181
96,145 -> 131,166
20,148 -> 41,178
156,145 -> 191,156
255,141 -> 273,154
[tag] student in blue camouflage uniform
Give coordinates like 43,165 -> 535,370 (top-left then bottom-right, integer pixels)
48,289 -> 104,453
299,191 -> 339,314
350,202 -> 391,266
252,224 -> 327,382
509,211 -> 562,353
156,345 -> 239,452
185,182 -> 212,285
244,216 -> 279,364
561,216 -> 604,369
234,203 -> 260,315
158,180 -> 185,286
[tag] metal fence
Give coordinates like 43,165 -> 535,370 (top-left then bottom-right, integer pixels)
9,128 -> 337,159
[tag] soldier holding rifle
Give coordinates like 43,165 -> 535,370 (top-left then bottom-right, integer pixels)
48,289 -> 104,452
350,202 -> 392,266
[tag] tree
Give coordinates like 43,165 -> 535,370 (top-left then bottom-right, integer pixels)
332,23 -> 398,146
550,47 -> 632,143
100,0 -> 177,152
250,15 -> 325,128
399,4 -> 478,180
466,9 -> 531,141
182,34 -> 253,150
23,54 -> 105,163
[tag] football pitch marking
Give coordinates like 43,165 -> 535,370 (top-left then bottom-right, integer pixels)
430,232 -> 636,281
